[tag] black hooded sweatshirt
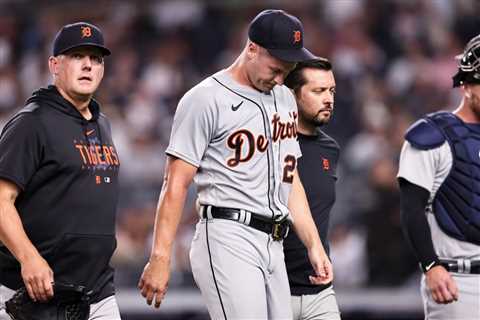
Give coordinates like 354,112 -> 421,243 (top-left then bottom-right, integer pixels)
0,85 -> 120,302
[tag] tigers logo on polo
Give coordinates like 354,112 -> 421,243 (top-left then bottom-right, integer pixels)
322,157 -> 330,171
81,26 -> 92,38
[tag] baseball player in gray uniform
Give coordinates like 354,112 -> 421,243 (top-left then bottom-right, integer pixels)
398,34 -> 480,320
139,9 -> 333,319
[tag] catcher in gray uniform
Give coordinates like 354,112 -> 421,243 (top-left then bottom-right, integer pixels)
398,34 -> 480,320
139,9 -> 332,319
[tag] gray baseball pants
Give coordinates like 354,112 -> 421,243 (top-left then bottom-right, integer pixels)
421,273 -> 480,320
0,285 -> 121,319
291,285 -> 341,320
190,218 -> 292,319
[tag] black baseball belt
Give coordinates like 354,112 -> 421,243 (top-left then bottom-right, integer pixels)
201,205 -> 290,241
439,258 -> 480,274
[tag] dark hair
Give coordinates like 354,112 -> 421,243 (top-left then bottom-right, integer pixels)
284,57 -> 332,93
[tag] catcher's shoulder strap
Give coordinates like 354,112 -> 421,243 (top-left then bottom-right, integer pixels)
405,112 -> 448,150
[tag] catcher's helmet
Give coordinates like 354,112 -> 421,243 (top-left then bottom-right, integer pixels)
453,35 -> 480,87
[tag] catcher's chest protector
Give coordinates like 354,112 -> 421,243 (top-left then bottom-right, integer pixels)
427,112 -> 480,244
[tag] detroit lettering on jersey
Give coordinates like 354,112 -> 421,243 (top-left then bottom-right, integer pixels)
73,135 -> 120,170
227,111 -> 298,167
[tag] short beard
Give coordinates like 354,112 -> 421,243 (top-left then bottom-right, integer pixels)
311,109 -> 332,127
310,118 -> 328,127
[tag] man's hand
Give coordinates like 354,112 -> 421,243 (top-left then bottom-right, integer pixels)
307,246 -> 333,285
138,256 -> 170,308
20,253 -> 54,302
137,157 -> 197,309
425,265 -> 458,304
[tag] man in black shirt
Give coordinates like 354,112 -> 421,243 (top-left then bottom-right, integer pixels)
0,22 -> 121,319
284,58 -> 341,320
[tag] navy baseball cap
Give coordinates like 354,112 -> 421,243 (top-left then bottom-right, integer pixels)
52,22 -> 111,56
248,9 -> 315,62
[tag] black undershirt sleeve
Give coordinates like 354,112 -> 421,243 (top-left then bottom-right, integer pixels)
398,177 -> 439,272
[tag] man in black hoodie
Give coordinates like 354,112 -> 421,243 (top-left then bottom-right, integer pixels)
0,22 -> 121,319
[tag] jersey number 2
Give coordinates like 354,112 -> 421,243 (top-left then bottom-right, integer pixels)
283,155 -> 296,184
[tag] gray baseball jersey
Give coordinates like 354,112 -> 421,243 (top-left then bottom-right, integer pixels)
398,141 -> 480,320
398,141 -> 480,260
166,69 -> 301,220
167,69 -> 301,319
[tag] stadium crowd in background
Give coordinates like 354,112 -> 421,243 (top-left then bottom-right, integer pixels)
0,0 -> 479,291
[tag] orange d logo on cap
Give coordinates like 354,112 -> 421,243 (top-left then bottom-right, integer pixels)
53,22 -> 111,56
293,30 -> 301,44
81,26 -> 92,38
248,9 -> 315,62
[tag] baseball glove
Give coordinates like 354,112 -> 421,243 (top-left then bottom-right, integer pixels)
5,283 -> 91,320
